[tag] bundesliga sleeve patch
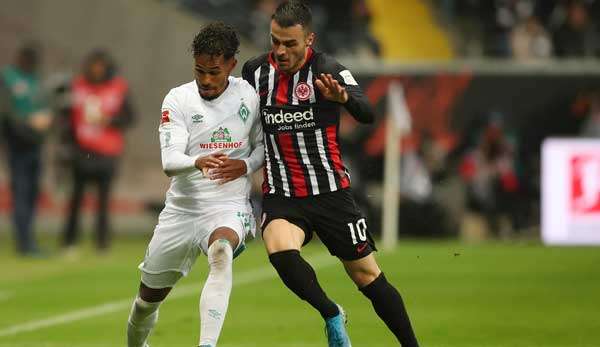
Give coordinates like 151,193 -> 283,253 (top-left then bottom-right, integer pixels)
339,70 -> 358,86
161,110 -> 170,124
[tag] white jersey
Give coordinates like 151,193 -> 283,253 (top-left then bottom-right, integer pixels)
159,77 -> 263,214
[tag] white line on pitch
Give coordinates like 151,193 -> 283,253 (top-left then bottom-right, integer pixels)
0,253 -> 337,338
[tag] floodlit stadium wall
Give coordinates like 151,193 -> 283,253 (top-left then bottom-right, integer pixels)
342,60 -> 600,240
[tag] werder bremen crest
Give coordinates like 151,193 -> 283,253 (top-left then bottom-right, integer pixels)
238,101 -> 250,122
211,127 -> 232,143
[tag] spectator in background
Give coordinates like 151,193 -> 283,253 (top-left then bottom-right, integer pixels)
349,0 -> 381,57
485,0 -> 534,57
397,133 -> 457,238
0,43 -> 52,257
250,0 -> 280,51
60,50 -> 135,254
553,0 -> 598,57
311,0 -> 380,57
459,115 -> 521,237
578,89 -> 600,137
510,15 -> 553,60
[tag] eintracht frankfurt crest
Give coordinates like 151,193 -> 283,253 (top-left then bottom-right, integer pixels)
295,82 -> 312,101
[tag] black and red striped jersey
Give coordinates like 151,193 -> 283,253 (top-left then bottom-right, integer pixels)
242,48 -> 375,198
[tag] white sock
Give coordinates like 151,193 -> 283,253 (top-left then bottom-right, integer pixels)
199,239 -> 233,347
127,296 -> 161,347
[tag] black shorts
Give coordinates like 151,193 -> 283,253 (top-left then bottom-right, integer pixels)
261,188 -> 377,260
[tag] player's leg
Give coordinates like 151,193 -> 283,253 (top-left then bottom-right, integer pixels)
342,255 -> 419,347
263,219 -> 341,320
128,213 -> 197,347
127,276 -> 178,347
198,227 -> 239,347
312,187 -> 418,346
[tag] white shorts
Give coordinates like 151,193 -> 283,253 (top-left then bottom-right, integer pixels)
138,202 -> 255,289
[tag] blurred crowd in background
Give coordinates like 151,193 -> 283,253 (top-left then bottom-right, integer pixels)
179,0 -> 382,58
1,45 -> 135,256
436,0 -> 600,59
2,0 -> 600,257
178,0 -> 600,61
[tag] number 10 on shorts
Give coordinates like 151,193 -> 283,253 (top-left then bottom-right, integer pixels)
347,218 -> 367,245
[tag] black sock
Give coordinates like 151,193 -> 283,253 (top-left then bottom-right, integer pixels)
360,273 -> 419,347
269,250 -> 339,319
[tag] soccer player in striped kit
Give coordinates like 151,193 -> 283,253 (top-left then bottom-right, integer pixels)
233,1 -> 420,346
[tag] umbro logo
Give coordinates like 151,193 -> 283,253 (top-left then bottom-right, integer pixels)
191,114 -> 204,123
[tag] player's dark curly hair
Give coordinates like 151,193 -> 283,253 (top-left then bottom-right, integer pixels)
272,1 -> 312,30
191,22 -> 240,59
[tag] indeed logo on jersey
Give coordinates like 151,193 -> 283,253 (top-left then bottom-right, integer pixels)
263,108 -> 316,131
199,127 -> 243,149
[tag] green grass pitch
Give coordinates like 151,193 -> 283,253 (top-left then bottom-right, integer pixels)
0,231 -> 599,347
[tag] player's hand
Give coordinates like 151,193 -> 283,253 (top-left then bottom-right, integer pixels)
195,153 -> 228,176
315,73 -> 348,104
208,158 -> 247,185
28,111 -> 53,132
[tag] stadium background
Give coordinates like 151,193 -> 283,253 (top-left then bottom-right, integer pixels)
1,1 -> 600,346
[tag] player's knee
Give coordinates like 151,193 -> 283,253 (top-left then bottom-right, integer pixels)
350,268 -> 380,288
139,282 -> 171,303
207,239 -> 233,271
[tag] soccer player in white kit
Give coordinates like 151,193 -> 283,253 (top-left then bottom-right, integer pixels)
126,22 -> 263,347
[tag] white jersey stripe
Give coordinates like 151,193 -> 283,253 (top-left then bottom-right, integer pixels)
296,132 -> 320,195
263,137 -> 276,194
307,67 -> 317,104
291,71 -> 300,105
315,129 -> 337,191
254,65 -> 261,91
266,64 -> 275,106
269,134 -> 291,197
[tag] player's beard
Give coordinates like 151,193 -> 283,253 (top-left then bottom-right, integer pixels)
276,49 -> 306,74
197,81 -> 227,101
200,92 -> 218,101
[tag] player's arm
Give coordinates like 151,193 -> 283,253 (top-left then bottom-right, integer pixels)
315,56 -> 375,124
159,91 -> 224,177
242,101 -> 265,174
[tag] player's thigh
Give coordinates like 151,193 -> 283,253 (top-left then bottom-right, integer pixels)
262,219 -> 306,254
138,213 -> 202,290
261,194 -> 313,254
200,205 -> 255,256
341,253 -> 382,288
312,189 -> 377,261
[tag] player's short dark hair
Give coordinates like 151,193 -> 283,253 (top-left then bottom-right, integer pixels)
191,22 -> 240,60
272,1 -> 312,31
